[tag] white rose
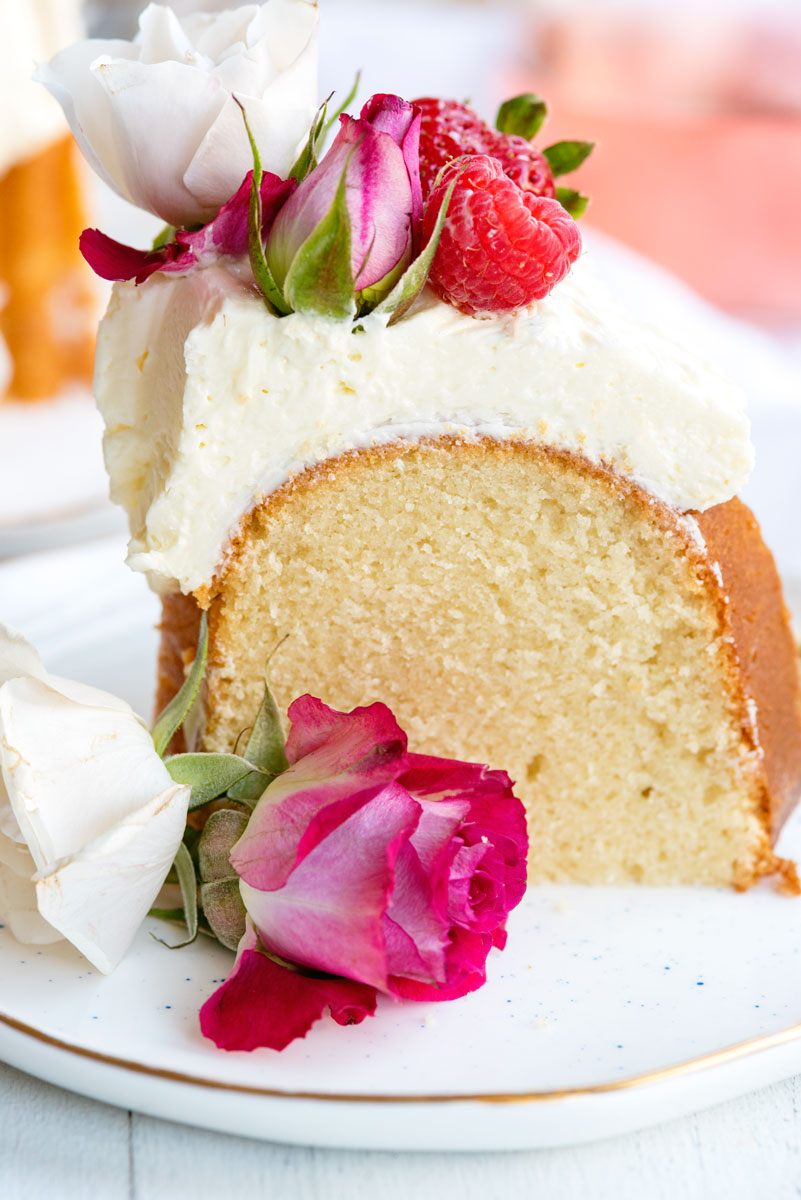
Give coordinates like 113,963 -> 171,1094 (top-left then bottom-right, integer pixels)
35,0 -> 319,228
0,624 -> 189,974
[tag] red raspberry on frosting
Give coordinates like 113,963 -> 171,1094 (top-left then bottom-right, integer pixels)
414,96 -> 556,200
423,155 -> 581,316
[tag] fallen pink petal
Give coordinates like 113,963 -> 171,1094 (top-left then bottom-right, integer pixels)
200,921 -> 378,1052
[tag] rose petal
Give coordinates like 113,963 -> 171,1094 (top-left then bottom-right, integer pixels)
232,697 -> 407,891
0,676 -> 177,871
284,694 -> 407,764
402,752 -> 529,918
79,229 -> 179,284
200,920 -> 377,1051
0,622 -> 48,688
0,834 -> 60,945
35,784 -> 189,974
180,170 -> 295,262
361,93 -> 423,237
95,57 -> 230,226
38,1 -> 319,227
34,38 -> 135,197
241,782 -> 420,990
81,171 -> 295,284
390,927 -> 493,1003
384,839 -> 450,982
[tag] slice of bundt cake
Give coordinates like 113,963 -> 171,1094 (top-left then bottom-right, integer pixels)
95,258 -> 801,890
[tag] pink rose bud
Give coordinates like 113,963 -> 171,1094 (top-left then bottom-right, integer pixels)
200,696 -> 527,1052
267,93 -> 423,310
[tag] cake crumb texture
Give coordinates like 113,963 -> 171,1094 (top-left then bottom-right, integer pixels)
160,439 -> 801,888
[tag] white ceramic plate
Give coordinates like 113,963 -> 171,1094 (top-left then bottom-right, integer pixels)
2,538 -> 801,1150
0,392 -> 124,557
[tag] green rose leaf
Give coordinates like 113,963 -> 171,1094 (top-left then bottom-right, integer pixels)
495,93 -> 548,140
165,752 -> 258,810
555,186 -> 590,219
543,140 -> 595,178
151,612 -> 208,757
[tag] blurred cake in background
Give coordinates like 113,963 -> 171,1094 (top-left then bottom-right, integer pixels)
0,0 -> 98,402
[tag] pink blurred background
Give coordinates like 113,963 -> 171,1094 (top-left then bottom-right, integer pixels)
513,1 -> 801,323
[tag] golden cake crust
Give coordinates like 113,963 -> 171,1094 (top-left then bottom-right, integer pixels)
156,437 -> 801,889
695,498 -> 801,841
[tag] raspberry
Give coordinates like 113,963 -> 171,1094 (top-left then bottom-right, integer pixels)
423,155 -> 581,316
414,97 -> 556,200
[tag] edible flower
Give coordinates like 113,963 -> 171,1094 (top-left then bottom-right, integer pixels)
80,170 -> 295,284
265,93 -> 423,315
0,625 -> 190,973
198,694 -> 528,1051
36,0 -> 319,228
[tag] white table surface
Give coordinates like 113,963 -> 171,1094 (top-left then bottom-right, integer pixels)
2,1057 -> 800,1198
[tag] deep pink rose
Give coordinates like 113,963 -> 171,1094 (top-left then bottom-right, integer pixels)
80,170 -> 296,284
199,696 -> 527,1052
267,93 -> 423,300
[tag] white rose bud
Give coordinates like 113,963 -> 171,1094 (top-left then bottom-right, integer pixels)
35,0 -> 320,228
0,625 -> 190,974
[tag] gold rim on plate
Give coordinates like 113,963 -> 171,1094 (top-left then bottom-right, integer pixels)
2,1010 -> 801,1103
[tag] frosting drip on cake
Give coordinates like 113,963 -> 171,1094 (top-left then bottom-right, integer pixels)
94,255 -> 754,594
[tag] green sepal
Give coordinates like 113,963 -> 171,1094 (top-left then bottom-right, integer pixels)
495,93 -> 548,140
228,665 -> 289,801
151,613 -> 208,757
288,98 -> 329,183
151,842 -> 198,949
543,140 -> 595,177
374,163 -> 466,327
198,809 -> 249,881
555,186 -> 589,219
200,879 -> 247,951
283,155 -> 355,319
197,809 -> 249,951
356,252 -> 408,315
164,752 -> 259,810
321,71 -> 361,142
225,771 -> 275,806
236,99 -> 291,315
152,224 -> 177,251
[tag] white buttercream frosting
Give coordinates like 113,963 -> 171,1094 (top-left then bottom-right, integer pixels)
0,0 -> 84,177
94,255 -> 754,595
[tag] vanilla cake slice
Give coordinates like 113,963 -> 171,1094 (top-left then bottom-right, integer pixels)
94,255 -> 801,889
